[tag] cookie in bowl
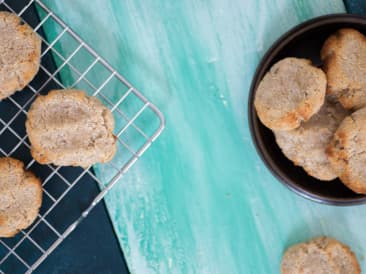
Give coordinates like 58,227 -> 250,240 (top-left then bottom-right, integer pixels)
327,106 -> 366,194
275,98 -> 348,181
321,28 -> 366,110
254,57 -> 326,131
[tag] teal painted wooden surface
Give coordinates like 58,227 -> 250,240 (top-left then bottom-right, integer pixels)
38,1 -> 366,273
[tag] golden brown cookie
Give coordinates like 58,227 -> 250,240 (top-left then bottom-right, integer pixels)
321,28 -> 366,110
281,237 -> 360,274
254,57 -> 326,131
26,89 -> 117,167
327,107 -> 366,194
0,11 -> 41,100
0,157 -> 42,238
275,98 -> 348,181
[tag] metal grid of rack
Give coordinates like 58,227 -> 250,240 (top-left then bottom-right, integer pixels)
0,0 -> 165,273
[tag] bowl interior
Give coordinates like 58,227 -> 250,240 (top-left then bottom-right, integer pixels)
249,14 -> 366,205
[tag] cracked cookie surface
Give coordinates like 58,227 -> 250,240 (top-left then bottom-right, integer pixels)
327,107 -> 366,193
26,89 -> 117,167
0,11 -> 41,100
0,157 -> 42,238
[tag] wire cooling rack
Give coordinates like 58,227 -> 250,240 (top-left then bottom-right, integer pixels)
0,0 -> 165,273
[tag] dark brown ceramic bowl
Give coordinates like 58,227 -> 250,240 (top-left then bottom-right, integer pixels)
249,14 -> 366,205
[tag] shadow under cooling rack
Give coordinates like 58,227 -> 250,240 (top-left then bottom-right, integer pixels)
0,0 -> 165,273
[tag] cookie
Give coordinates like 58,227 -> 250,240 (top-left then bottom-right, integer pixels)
0,11 -> 41,100
281,237 -> 360,274
321,28 -> 366,110
275,98 -> 348,181
0,157 -> 42,238
254,57 -> 326,131
26,89 -> 117,167
327,106 -> 366,194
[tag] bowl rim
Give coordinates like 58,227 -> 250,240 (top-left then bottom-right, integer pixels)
248,13 -> 366,206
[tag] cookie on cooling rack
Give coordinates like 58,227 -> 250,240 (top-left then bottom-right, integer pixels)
254,57 -> 326,131
281,237 -> 360,274
0,11 -> 41,100
26,89 -> 117,167
0,157 -> 42,238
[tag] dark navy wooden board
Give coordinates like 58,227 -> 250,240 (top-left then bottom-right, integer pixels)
0,1 -> 129,273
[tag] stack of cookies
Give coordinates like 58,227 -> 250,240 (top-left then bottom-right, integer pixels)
255,28 -> 366,195
0,12 -> 117,237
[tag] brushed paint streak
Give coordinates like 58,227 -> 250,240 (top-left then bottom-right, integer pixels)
37,1 -> 363,274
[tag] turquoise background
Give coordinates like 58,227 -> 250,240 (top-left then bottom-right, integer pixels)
40,0 -> 366,273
